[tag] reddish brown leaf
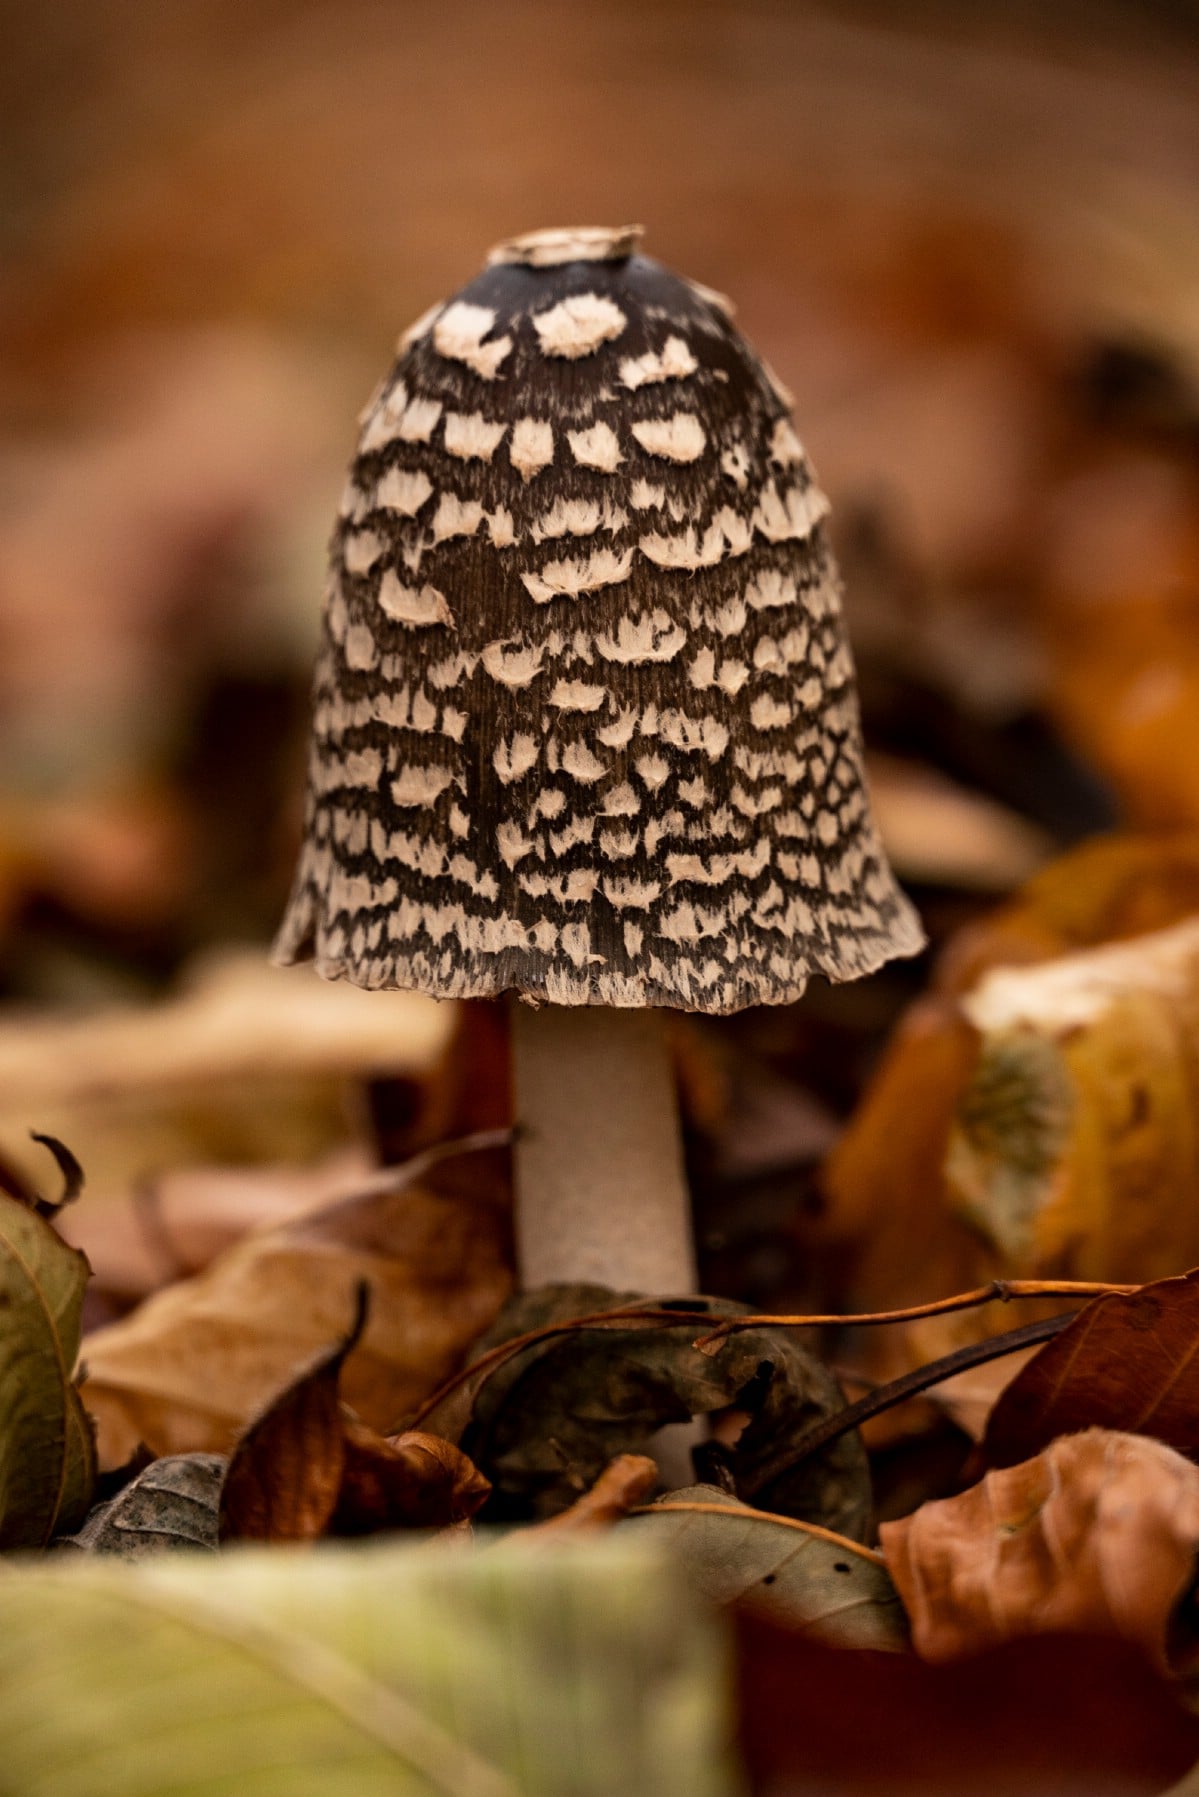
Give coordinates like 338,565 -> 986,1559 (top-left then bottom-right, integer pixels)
333,1424 -> 490,1535
880,1429 -> 1199,1672
218,1287 -> 366,1543
737,1612 -> 1199,1797
984,1268 -> 1199,1468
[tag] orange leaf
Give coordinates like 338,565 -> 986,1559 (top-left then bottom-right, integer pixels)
881,1429 -> 1199,1670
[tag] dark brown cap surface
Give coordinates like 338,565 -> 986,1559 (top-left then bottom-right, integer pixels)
274,227 -> 923,1012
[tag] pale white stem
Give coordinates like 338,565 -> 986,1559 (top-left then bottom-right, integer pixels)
509,1002 -> 697,1295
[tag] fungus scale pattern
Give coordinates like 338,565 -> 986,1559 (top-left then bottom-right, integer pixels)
275,233 -> 923,1011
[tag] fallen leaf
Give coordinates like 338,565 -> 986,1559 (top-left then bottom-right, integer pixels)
218,1287 -> 367,1543
937,830 -> 1199,996
453,1285 -> 871,1537
0,1536 -> 736,1797
823,845 -> 1199,1438
59,1453 -> 224,1558
0,948 -> 457,1243
948,917 -> 1199,1280
737,1612 -> 1199,1797
626,1483 -> 907,1650
79,1134 -> 513,1468
983,1268 -> 1199,1468
527,1455 -> 659,1537
334,1424 -> 491,1536
0,1185 -> 95,1547
867,751 -> 1052,892
60,1147 -> 376,1312
880,1428 -> 1199,1670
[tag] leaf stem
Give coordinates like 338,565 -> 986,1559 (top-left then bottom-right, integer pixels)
740,1311 -> 1078,1495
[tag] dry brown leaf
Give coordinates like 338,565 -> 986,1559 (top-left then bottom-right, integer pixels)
335,1424 -> 491,1535
983,1269 -> 1199,1470
60,1148 -> 374,1310
527,1456 -> 659,1538
218,1290 -> 365,1543
880,1429 -> 1199,1669
948,917 -> 1199,1282
79,1135 -> 513,1468
823,838 -> 1199,1439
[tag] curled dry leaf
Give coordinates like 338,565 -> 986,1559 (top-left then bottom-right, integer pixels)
984,1267 -> 1199,1469
625,1483 -> 908,1651
527,1455 -> 659,1538
335,1424 -> 490,1536
447,1285 -> 870,1538
880,1429 -> 1199,1670
217,1287 -> 489,1544
80,1136 -> 513,1468
0,1187 -> 95,1547
0,1537 -> 734,1797
218,1288 -> 367,1543
59,1454 -> 224,1559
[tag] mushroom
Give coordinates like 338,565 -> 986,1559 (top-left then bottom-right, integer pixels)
274,224 -> 924,1299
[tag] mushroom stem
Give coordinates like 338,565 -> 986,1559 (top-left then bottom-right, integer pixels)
510,1001 -> 697,1294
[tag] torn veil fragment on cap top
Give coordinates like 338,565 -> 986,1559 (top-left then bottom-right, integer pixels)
274,227 -> 924,1014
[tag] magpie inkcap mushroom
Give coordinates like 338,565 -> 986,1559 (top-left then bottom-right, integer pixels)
275,226 -> 923,1293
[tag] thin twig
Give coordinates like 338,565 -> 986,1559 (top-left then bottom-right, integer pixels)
740,1311 -> 1077,1496
691,1279 -> 1136,1352
630,1500 -> 885,1565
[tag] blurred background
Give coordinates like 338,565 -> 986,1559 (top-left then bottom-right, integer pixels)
2,0 -> 1199,1319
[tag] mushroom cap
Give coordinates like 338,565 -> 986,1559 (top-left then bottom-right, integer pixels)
274,227 -> 923,1013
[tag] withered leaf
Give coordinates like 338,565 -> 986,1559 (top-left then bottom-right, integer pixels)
218,1287 -> 367,1543
0,1187 -> 95,1547
984,1268 -> 1199,1468
627,1483 -> 907,1649
80,1134 -> 512,1468
527,1455 -> 659,1537
450,1285 -> 870,1537
335,1423 -> 491,1535
218,1289 -> 489,1543
59,1453 -> 224,1558
881,1428 -> 1199,1671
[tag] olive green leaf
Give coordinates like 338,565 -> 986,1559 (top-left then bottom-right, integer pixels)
0,1187 -> 95,1547
625,1483 -> 909,1651
0,1536 -> 737,1797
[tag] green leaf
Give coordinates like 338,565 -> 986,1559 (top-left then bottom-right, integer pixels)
624,1483 -> 909,1651
0,1188 -> 95,1547
0,1535 -> 738,1797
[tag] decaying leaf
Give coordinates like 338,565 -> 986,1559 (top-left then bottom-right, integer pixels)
984,1269 -> 1199,1468
450,1285 -> 871,1538
218,1287 -> 367,1543
335,1423 -> 491,1537
79,1135 -> 513,1468
59,1454 -> 224,1558
0,1186 -> 95,1547
881,1428 -> 1199,1670
528,1455 -> 659,1537
947,915 -> 1199,1280
822,841 -> 1199,1434
626,1483 -> 907,1650
0,1536 -> 736,1797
